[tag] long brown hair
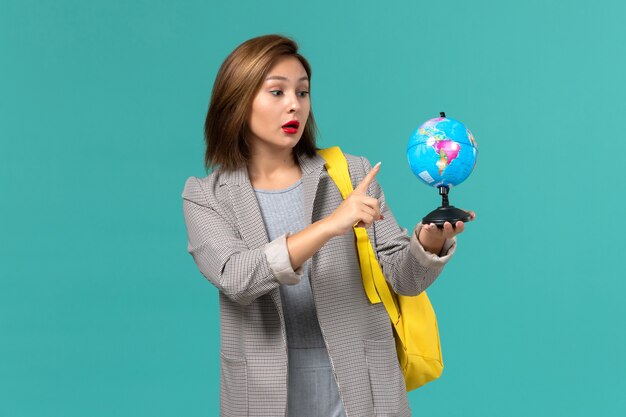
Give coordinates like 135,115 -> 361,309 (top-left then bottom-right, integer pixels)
204,34 -> 318,171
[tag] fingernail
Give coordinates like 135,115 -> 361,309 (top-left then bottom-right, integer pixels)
374,162 -> 381,169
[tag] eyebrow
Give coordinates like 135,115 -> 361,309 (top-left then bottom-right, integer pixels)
265,75 -> 309,82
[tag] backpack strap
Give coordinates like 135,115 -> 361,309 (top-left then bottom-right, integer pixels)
317,147 -> 401,326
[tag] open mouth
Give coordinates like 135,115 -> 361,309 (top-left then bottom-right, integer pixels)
281,120 -> 300,134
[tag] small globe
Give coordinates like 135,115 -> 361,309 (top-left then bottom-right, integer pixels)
407,115 -> 477,188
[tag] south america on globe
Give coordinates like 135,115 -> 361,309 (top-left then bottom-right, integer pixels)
407,112 -> 477,227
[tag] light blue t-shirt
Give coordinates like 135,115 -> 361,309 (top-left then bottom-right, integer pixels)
254,179 -> 346,417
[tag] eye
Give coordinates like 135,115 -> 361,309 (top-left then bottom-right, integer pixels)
297,90 -> 310,98
270,90 -> 283,96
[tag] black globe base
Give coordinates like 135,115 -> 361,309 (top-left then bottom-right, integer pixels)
422,206 -> 471,228
422,185 -> 470,228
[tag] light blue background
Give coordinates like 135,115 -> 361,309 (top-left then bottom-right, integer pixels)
1,0 -> 625,416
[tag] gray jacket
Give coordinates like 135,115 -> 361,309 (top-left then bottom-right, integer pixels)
182,152 -> 456,417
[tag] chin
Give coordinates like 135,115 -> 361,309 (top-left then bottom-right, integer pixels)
280,134 -> 302,146
267,139 -> 300,152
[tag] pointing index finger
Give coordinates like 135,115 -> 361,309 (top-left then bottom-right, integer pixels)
354,161 -> 381,193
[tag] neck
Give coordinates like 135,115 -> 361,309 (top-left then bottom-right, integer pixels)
247,148 -> 300,182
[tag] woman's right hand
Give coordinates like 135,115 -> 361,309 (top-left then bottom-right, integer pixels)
323,162 -> 384,237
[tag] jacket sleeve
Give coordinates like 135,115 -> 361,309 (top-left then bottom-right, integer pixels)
360,157 -> 457,296
182,176 -> 303,305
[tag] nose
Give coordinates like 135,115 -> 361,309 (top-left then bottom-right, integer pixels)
288,93 -> 300,113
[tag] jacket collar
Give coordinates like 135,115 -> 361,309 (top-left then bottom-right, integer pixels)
222,151 -> 327,247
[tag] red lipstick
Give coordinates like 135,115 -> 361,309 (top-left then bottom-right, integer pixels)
281,120 -> 300,134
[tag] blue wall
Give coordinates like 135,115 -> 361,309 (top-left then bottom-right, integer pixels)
1,0 -> 624,415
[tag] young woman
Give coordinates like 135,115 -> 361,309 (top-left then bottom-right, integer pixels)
182,34 -> 474,417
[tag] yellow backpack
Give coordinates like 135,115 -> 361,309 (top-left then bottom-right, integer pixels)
318,146 -> 444,391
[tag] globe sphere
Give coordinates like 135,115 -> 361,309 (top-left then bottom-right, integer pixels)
407,115 -> 477,188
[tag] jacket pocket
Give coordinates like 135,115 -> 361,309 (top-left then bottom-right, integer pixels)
220,353 -> 248,417
364,338 -> 408,416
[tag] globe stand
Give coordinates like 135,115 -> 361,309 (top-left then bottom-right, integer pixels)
422,186 -> 471,228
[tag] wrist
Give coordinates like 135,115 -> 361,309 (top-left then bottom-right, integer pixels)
417,226 -> 445,255
317,217 -> 339,240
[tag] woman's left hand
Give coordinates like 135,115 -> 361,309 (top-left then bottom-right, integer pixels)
418,210 -> 476,255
